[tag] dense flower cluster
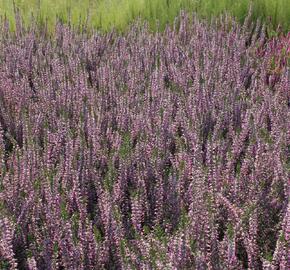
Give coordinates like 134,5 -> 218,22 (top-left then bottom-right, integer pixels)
255,28 -> 289,88
0,13 -> 289,269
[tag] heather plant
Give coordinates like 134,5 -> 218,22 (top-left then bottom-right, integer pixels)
0,11 -> 289,270
257,32 -> 290,88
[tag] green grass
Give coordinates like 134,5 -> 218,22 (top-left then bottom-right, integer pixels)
0,0 -> 289,32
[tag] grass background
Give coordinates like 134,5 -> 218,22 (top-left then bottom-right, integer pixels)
0,0 -> 289,32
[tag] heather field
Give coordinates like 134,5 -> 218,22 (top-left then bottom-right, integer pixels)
0,7 -> 290,270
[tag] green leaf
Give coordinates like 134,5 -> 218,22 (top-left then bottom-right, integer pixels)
263,251 -> 273,262
119,132 -> 132,159
190,239 -> 197,254
104,161 -> 117,193
60,200 -> 69,220
142,225 -> 151,235
93,225 -> 103,243
226,223 -> 234,240
154,225 -> 166,242
120,239 -> 127,258
0,259 -> 10,269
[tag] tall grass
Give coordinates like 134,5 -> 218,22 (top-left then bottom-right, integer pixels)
0,0 -> 289,32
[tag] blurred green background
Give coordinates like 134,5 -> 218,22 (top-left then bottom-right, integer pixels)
0,0 -> 289,32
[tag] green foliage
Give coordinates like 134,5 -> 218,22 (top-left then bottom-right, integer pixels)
279,231 -> 285,243
0,0 -> 289,33
241,203 -> 256,227
33,177 -> 41,191
263,250 -> 273,262
258,128 -> 274,144
142,224 -> 151,235
149,247 -> 158,268
104,160 -> 117,193
26,249 -> 33,259
153,224 -> 167,245
112,206 -> 122,222
53,242 -> 59,254
44,168 -> 57,192
20,190 -> 27,199
72,212 -> 80,244
119,132 -> 132,159
163,164 -> 173,180
120,239 -> 127,259
26,233 -> 35,245
189,238 -> 197,254
149,244 -> 167,267
60,199 -> 69,220
286,144 -> 290,172
0,259 -> 11,269
226,223 -> 234,240
93,225 -> 103,242
178,208 -> 190,230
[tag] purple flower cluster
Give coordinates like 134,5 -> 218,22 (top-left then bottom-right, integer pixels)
0,13 -> 289,269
